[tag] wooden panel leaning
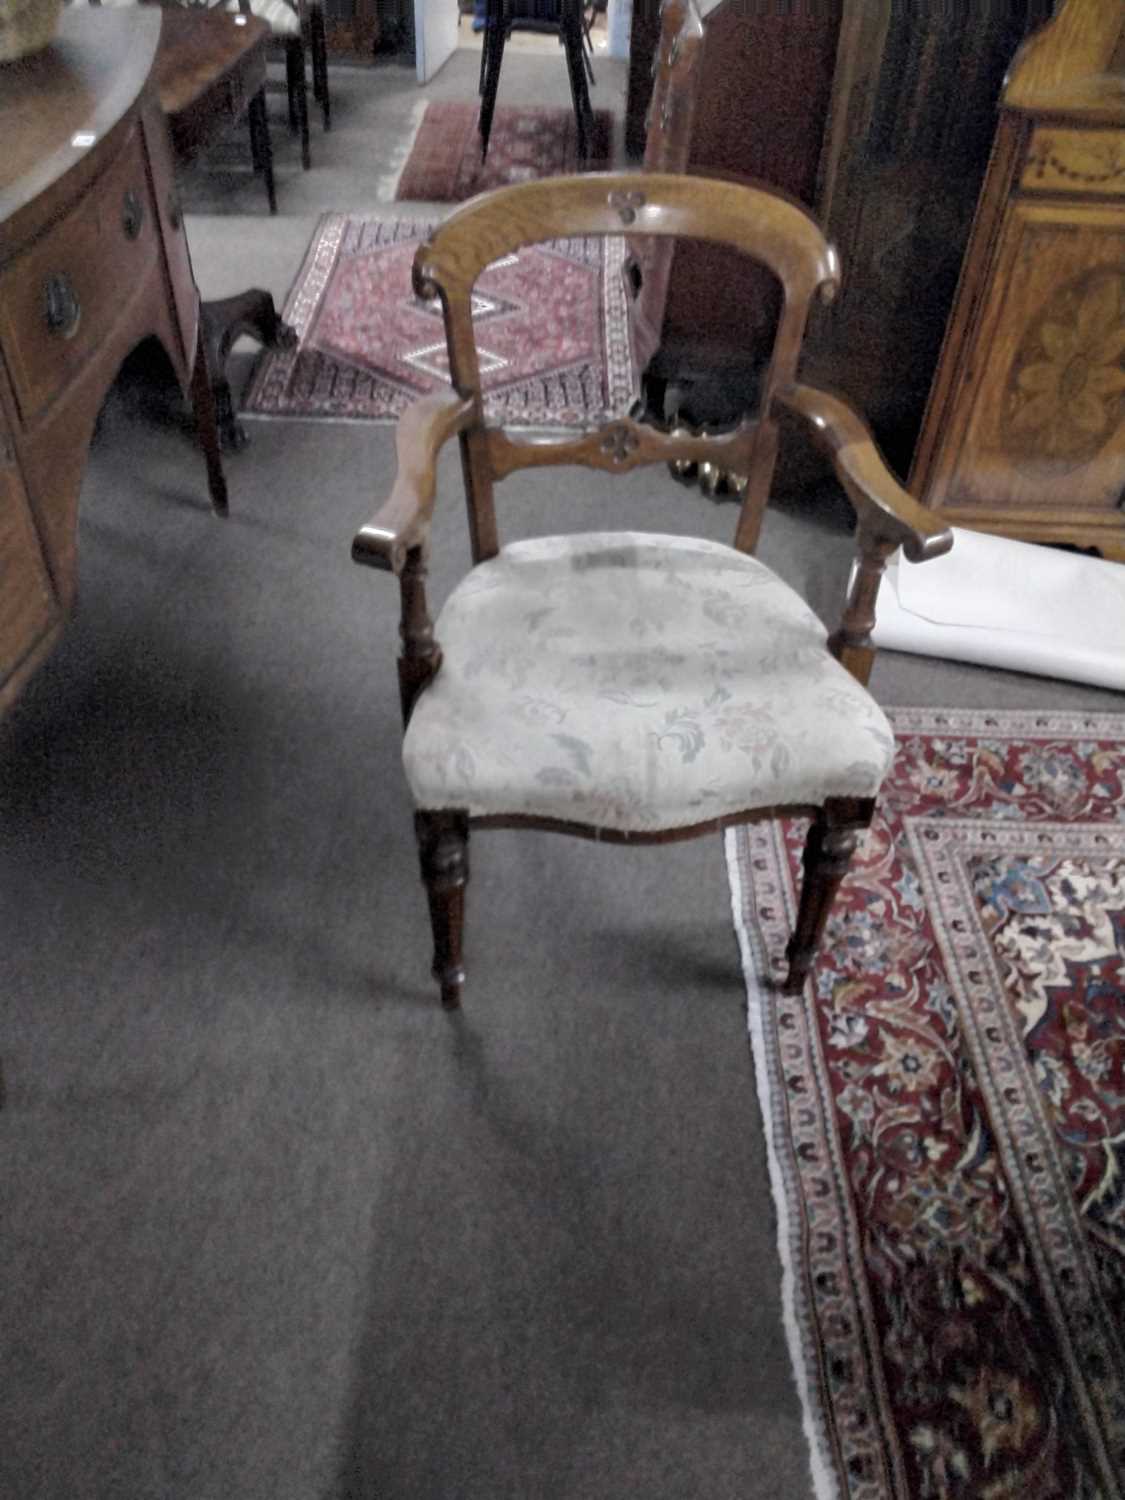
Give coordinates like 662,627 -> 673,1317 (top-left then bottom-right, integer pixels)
353,170 -> 953,1009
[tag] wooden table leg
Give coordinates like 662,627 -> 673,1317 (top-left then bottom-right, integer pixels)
309,2 -> 330,130
285,36 -> 310,170
189,322 -> 229,515
246,86 -> 277,213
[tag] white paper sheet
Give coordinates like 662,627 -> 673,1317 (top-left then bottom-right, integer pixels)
871,526 -> 1125,691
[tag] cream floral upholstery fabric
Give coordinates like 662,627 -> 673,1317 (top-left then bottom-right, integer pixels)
404,532 -> 895,833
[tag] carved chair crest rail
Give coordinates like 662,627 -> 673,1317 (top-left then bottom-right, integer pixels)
351,171 -> 953,1009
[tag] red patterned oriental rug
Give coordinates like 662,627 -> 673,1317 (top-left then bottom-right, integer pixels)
726,707 -> 1125,1499
393,101 -> 613,202
241,216 -> 635,428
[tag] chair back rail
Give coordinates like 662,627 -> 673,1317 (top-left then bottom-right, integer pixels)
416,171 -> 837,311
413,171 -> 840,564
486,415 -> 759,483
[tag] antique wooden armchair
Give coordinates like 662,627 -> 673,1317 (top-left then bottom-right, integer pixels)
352,173 -> 953,1009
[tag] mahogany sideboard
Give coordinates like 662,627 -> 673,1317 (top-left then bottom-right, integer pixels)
0,6 -> 226,717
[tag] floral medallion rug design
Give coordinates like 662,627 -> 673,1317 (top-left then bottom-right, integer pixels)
241,216 -> 635,428
726,707 -> 1125,1499
393,102 -> 614,203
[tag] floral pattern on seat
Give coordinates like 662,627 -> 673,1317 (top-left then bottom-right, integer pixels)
404,531 -> 895,832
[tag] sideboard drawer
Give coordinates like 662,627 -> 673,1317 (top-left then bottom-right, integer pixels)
0,462 -> 57,689
0,126 -> 160,427
1022,127 -> 1125,197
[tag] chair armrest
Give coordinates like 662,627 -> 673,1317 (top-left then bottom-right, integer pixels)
351,392 -> 477,575
778,384 -> 952,562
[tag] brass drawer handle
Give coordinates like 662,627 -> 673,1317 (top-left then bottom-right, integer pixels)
44,274 -> 81,339
122,189 -> 145,241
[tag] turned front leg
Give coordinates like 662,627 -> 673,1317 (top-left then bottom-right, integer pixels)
415,811 -> 470,1009
784,797 -> 874,995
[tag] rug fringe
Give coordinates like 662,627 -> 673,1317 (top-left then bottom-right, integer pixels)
724,827 -> 840,1500
378,97 -> 430,201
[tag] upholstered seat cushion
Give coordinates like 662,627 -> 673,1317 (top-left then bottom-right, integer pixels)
404,532 -> 895,833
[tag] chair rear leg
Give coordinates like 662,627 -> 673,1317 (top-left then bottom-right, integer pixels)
561,10 -> 591,161
415,811 -> 470,1009
783,797 -> 873,995
478,14 -> 507,159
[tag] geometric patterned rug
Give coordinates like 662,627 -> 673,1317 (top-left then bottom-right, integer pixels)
726,707 -> 1125,1500
241,215 -> 636,428
393,102 -> 614,203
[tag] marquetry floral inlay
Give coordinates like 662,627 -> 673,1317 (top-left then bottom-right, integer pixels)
1025,133 -> 1125,188
1005,268 -> 1125,468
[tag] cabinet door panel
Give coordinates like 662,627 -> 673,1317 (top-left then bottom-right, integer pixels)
943,201 -> 1125,514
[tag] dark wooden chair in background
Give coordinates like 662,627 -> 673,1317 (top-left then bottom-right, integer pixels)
84,0 -> 327,175
352,172 -> 954,1009
478,0 -> 594,161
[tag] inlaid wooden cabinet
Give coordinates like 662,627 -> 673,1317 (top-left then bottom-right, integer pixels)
911,0 -> 1125,558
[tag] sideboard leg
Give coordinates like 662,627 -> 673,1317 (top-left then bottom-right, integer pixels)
198,291 -> 298,452
247,88 -> 277,214
189,324 -> 229,515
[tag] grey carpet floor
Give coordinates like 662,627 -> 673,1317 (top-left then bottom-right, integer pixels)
2,44 -> 1122,1500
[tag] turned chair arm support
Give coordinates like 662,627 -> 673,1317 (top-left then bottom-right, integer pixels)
779,384 -> 954,687
778,384 -> 953,562
351,392 -> 477,575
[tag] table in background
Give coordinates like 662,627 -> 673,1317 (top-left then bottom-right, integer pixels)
154,4 -> 297,449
